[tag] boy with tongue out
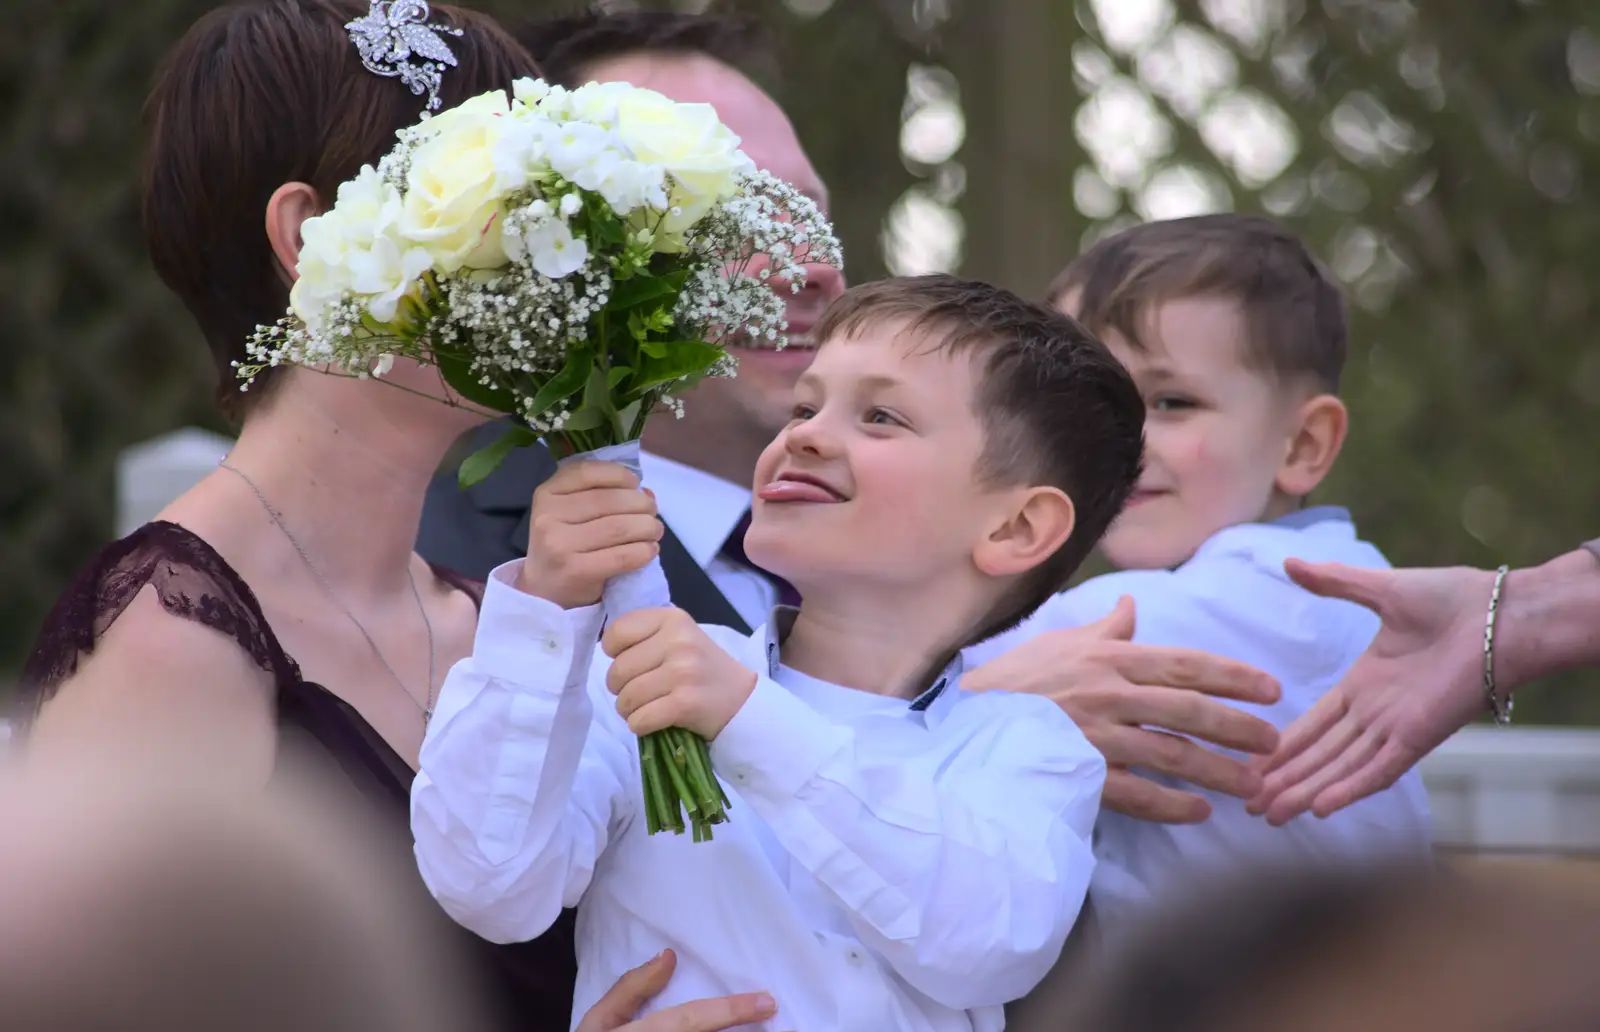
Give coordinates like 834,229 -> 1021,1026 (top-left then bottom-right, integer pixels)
411,274 -> 1146,1032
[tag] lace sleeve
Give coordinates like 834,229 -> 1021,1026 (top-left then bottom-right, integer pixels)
14,522 -> 299,724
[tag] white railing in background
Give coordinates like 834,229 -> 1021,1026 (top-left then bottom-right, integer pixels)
1421,726 -> 1600,855
115,427 -> 234,537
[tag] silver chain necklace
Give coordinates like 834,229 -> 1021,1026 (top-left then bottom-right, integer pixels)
219,460 -> 437,726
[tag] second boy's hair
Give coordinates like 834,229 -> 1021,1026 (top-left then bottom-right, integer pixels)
812,275 -> 1145,642
1050,214 -> 1348,393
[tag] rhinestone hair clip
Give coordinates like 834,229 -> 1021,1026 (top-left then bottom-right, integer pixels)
345,1 -> 464,111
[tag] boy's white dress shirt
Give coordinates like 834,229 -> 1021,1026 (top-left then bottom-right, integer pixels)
968,507 -> 1434,939
412,561 -> 1106,1032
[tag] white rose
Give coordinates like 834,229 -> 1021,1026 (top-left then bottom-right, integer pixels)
401,107 -> 511,273
413,90 -> 509,140
612,88 -> 755,231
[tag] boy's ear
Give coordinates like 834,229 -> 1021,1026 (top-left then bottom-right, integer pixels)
974,487 -> 1076,578
1277,393 -> 1348,498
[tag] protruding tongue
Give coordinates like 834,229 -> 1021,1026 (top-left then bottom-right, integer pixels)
757,479 -> 840,503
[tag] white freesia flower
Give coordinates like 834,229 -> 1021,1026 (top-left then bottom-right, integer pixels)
347,233 -> 434,323
525,218 -> 589,279
290,166 -> 411,331
511,77 -> 551,106
542,120 -> 615,184
490,115 -> 550,195
565,80 -> 633,127
559,193 -> 582,217
373,353 -> 396,377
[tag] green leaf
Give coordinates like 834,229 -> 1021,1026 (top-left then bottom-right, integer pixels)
560,405 -> 607,432
632,340 -> 726,393
525,349 -> 591,421
611,269 -> 689,311
616,399 -> 644,438
458,424 -> 537,489
607,366 -> 632,390
583,363 -> 616,415
436,347 -> 517,414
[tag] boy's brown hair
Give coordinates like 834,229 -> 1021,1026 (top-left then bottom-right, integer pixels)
812,274 -> 1145,644
1049,214 -> 1347,393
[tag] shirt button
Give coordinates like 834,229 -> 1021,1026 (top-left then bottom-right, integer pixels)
845,948 -> 864,966
729,765 -> 751,784
540,636 -> 562,655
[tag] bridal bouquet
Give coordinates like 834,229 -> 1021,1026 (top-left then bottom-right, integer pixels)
237,77 -> 841,842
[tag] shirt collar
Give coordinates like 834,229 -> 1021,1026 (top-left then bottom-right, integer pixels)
1270,505 -> 1351,530
639,451 -> 751,570
756,607 -> 962,713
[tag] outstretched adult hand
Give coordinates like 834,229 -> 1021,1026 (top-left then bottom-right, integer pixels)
1249,559 -> 1492,825
576,949 -> 781,1032
965,596 -> 1281,824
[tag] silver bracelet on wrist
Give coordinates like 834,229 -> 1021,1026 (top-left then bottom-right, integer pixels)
1482,564 -> 1513,726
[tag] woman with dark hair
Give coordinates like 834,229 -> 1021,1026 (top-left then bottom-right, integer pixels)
12,4 -> 774,1030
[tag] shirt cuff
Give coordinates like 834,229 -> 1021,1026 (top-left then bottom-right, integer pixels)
474,560 -> 605,689
709,676 -> 850,803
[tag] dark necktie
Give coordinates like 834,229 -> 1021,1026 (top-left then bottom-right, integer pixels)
721,509 -> 801,608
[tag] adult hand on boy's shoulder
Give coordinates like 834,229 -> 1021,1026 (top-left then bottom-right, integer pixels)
964,596 -> 1282,824
602,608 -> 757,740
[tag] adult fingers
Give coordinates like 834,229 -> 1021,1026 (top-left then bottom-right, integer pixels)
1254,691 -> 1346,778
1310,737 -> 1411,819
1097,725 -> 1263,801
1249,712 -> 1361,818
1264,725 -> 1384,826
1104,684 -> 1280,756
1116,645 -> 1280,706
628,993 -> 779,1032
575,950 -> 675,1031
1283,559 -> 1391,614
1100,767 -> 1212,824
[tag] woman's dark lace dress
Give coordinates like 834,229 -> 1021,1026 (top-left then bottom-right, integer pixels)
16,521 -> 578,1032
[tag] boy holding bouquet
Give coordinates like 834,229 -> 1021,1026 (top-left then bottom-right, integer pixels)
412,274 -> 1145,1032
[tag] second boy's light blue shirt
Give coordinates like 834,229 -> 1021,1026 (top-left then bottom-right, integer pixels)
964,507 -> 1434,937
